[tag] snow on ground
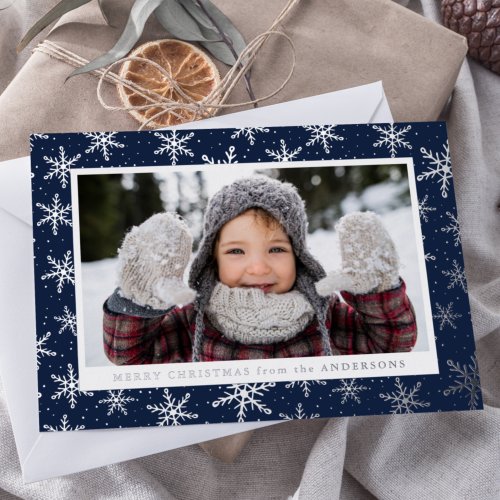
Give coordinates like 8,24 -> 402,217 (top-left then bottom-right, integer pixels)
82,206 -> 429,367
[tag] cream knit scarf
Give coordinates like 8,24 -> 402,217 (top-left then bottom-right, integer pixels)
206,282 -> 315,345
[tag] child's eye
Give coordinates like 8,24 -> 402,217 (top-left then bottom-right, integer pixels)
269,247 -> 287,253
227,248 -> 244,255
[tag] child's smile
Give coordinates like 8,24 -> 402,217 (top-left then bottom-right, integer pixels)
215,211 -> 296,294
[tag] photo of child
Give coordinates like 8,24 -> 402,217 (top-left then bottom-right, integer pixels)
102,173 -> 417,365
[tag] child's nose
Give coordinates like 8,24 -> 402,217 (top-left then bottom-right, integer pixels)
246,256 -> 271,275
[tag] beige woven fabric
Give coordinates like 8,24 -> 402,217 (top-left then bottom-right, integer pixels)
0,1 -> 499,499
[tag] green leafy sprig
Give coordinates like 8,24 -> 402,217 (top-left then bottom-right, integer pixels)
18,0 -> 253,96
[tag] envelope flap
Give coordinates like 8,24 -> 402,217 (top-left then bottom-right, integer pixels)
176,82 -> 387,130
0,156 -> 32,226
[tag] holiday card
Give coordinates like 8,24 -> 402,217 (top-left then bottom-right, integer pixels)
30,122 -> 481,430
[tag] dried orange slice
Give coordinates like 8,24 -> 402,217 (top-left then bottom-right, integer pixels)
117,39 -> 220,128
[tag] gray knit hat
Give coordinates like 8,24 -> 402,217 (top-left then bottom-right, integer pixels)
188,174 -> 334,361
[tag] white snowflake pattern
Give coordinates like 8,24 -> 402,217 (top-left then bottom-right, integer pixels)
279,402 -> 319,420
147,389 -> 198,426
51,363 -> 94,409
202,145 -> 238,164
433,302 -> 462,330
442,259 -> 467,293
285,379 -> 327,397
36,193 -> 72,235
417,143 -> 452,198
441,211 -> 461,246
418,194 -> 436,223
331,379 -> 368,404
41,250 -> 75,293
379,377 -> 431,414
372,124 -> 412,157
230,127 -> 269,145
43,146 -> 81,188
43,414 -> 85,432
99,390 -> 136,415
265,139 -> 302,162
212,383 -> 276,422
153,131 -> 194,165
30,133 -> 49,151
444,356 -> 481,410
54,305 -> 77,335
36,331 -> 56,368
84,132 -> 125,161
304,125 -> 344,153
422,235 -> 436,262
424,251 -> 436,262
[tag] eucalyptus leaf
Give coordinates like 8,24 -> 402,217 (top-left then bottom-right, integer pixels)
178,0 -> 216,31
97,0 -> 111,26
17,0 -> 92,52
199,40 -> 238,65
194,0 -> 246,55
154,0 -> 219,42
68,0 -> 164,79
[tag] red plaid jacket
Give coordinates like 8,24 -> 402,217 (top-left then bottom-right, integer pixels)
103,282 -> 417,365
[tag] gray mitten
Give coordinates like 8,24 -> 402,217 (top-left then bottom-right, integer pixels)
316,211 -> 400,296
117,212 -> 196,309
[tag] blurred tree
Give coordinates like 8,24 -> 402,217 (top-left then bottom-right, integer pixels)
78,173 -> 164,261
127,173 -> 164,226
272,164 -> 409,232
78,173 -> 124,262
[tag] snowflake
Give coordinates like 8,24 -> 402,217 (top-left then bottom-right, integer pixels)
433,302 -> 462,331
30,133 -> 49,151
424,252 -> 436,262
372,124 -> 412,157
54,305 -> 77,335
36,331 -> 56,368
304,125 -> 344,153
441,211 -> 461,247
36,193 -> 72,235
43,146 -> 81,188
51,363 -> 94,409
442,259 -> 467,293
43,414 -> 85,432
212,382 -> 276,422
279,402 -> 319,420
202,145 -> 238,164
285,379 -> 327,397
444,355 -> 481,410
422,235 -> 436,262
417,143 -> 452,198
418,194 -> 436,223
41,250 -> 75,293
153,131 -> 194,165
147,389 -> 198,426
230,127 -> 269,145
99,390 -> 136,415
265,139 -> 302,162
84,132 -> 125,161
332,379 -> 368,404
379,377 -> 431,414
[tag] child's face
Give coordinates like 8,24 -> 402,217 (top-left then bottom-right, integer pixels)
215,211 -> 296,294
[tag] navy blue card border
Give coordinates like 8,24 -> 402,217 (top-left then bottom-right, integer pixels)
30,123 -> 481,431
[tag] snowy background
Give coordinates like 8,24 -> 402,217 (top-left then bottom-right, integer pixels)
81,167 -> 430,367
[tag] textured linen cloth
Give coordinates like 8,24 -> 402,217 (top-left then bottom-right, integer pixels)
0,1 -> 499,499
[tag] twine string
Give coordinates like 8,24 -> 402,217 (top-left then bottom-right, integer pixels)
34,0 -> 300,129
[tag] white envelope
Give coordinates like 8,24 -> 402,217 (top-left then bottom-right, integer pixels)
0,81 -> 392,482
